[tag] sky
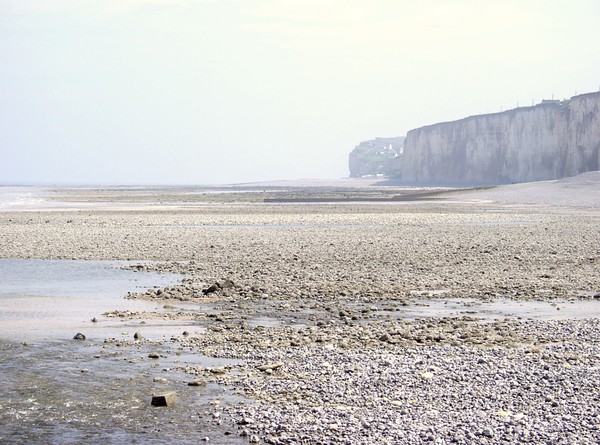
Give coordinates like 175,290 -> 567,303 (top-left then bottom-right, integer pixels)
1,0 -> 599,185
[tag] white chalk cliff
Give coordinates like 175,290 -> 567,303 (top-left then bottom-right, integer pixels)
399,92 -> 600,184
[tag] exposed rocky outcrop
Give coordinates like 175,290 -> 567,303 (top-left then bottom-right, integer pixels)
350,92 -> 600,184
399,92 -> 600,184
348,137 -> 405,177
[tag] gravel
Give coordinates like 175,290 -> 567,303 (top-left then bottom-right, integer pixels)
1,185 -> 599,444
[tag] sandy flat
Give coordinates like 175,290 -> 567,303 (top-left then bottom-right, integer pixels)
447,171 -> 600,209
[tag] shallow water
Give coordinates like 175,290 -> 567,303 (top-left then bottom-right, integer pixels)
0,259 -> 191,342
0,259 -> 248,444
0,341 -> 247,444
0,187 -> 47,210
405,297 -> 600,320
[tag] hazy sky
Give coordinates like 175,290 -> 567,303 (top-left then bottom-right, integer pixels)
1,0 -> 599,185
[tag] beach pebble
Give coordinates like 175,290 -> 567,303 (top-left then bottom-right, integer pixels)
257,362 -> 284,372
188,380 -> 206,387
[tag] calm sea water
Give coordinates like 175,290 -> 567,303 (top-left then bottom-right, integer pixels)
0,187 -> 47,211
0,259 -> 185,341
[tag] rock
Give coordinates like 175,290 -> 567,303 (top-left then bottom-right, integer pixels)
73,333 -> 86,340
420,371 -> 434,380
188,380 -> 206,387
182,331 -> 190,336
151,391 -> 176,407
379,333 -> 393,343
148,352 -> 160,359
480,428 -> 494,438
217,278 -> 235,289
257,362 -> 284,372
91,317 -> 98,323
202,283 -> 220,295
153,377 -> 167,383
400,93 -> 600,184
134,332 -> 143,340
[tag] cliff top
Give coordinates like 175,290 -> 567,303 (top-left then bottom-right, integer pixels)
408,90 -> 600,135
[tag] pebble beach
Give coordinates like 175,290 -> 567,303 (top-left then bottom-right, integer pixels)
0,177 -> 599,444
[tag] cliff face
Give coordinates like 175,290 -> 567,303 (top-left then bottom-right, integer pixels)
399,92 -> 600,185
349,137 -> 405,177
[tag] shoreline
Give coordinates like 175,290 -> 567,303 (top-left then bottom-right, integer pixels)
1,182 -> 599,443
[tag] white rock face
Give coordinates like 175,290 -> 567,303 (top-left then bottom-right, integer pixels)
401,92 -> 600,184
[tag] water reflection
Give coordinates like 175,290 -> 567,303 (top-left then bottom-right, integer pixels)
0,259 -> 184,341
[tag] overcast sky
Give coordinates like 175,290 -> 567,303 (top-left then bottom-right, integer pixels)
1,0 -> 599,185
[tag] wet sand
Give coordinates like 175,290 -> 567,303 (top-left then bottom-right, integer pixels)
1,175 -> 599,444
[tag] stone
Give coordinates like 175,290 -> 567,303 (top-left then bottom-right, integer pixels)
134,332 -> 143,340
217,278 -> 235,289
420,371 -> 434,380
151,391 -> 176,407
148,352 -> 160,359
73,332 -> 86,340
188,380 -> 206,387
480,428 -> 494,438
257,362 -> 284,372
202,283 -> 220,295
379,333 -> 393,343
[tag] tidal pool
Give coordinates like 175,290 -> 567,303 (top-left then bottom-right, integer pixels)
404,296 -> 600,321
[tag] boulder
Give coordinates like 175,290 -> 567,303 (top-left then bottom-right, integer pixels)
202,283 -> 220,295
188,380 -> 206,387
151,391 -> 176,407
